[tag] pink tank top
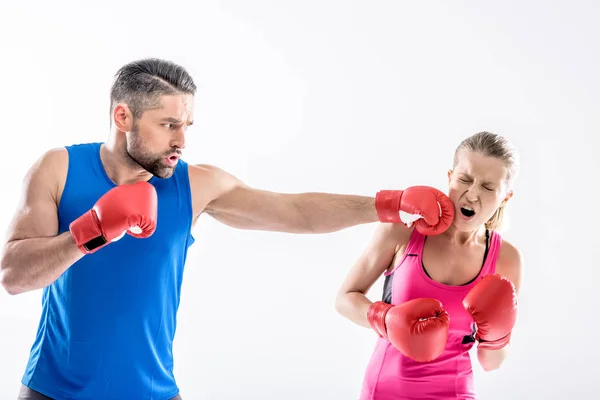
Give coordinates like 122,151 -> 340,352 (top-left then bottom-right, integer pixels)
360,229 -> 502,400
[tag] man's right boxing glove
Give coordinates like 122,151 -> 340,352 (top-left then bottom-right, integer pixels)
69,181 -> 158,254
367,298 -> 450,362
375,186 -> 455,235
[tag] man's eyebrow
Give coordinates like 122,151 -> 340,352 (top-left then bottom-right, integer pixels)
160,117 -> 193,125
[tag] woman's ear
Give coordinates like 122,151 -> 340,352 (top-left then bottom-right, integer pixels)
503,190 -> 514,204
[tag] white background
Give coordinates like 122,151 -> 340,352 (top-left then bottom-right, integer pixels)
0,1 -> 598,399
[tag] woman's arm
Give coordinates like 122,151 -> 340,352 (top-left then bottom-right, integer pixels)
476,240 -> 524,371
335,223 -> 413,328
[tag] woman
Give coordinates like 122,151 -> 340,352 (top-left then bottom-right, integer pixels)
336,131 -> 523,399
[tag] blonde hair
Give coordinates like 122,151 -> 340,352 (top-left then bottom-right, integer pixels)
453,131 -> 519,231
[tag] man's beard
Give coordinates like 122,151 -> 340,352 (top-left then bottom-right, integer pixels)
125,124 -> 176,179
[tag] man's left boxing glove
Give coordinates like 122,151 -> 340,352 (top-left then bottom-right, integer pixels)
375,186 -> 455,235
69,181 -> 158,254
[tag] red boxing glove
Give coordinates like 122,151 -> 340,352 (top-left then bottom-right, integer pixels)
463,274 -> 518,350
368,298 -> 450,362
376,186 -> 455,235
69,181 -> 158,254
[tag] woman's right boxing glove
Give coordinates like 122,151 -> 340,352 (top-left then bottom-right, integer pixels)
368,298 -> 450,362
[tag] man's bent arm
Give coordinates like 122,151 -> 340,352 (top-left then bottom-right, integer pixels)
0,148 -> 83,295
1,233 -> 84,295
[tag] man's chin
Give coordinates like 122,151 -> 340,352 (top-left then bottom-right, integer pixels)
152,166 -> 175,179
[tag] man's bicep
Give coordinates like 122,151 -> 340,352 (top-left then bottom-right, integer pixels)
7,196 -> 59,242
4,150 -> 64,243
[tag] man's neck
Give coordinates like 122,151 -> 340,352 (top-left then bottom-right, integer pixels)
100,140 -> 152,185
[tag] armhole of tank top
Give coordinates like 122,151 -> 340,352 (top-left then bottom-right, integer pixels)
57,145 -> 74,212
179,161 -> 196,245
481,230 -> 503,275
384,229 -> 423,277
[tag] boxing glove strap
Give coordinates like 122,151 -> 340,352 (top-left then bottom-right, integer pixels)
367,301 -> 393,339
375,190 -> 403,223
477,331 -> 512,350
69,210 -> 108,254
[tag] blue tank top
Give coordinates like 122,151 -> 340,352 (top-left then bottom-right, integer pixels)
21,142 -> 195,399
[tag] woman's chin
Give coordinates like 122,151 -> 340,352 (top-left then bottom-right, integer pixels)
452,217 -> 484,232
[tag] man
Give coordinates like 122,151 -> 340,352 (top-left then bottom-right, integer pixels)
0,58 -> 455,400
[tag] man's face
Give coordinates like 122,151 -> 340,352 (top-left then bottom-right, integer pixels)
125,94 -> 194,178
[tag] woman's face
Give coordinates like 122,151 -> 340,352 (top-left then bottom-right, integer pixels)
448,150 -> 513,231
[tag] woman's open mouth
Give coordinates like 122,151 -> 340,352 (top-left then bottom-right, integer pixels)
459,205 -> 476,220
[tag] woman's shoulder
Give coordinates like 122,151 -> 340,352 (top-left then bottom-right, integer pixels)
495,236 -> 524,293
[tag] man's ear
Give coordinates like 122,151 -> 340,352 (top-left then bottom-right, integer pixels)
113,103 -> 134,132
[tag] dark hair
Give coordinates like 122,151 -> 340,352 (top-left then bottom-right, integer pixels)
110,58 -> 197,119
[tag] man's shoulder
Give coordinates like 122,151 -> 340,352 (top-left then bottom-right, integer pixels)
186,163 -> 243,216
37,147 -> 68,167
40,142 -> 101,160
187,163 -> 231,183
62,141 -> 103,153
36,142 -> 101,176
187,163 -> 223,174
186,163 -> 227,193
